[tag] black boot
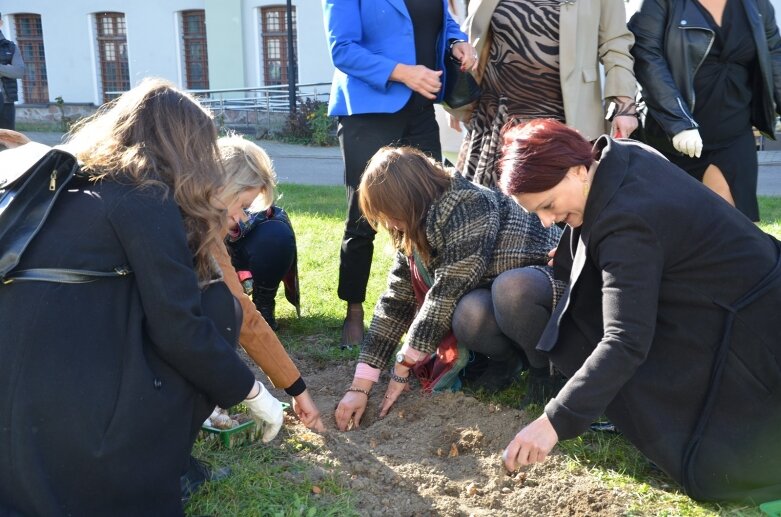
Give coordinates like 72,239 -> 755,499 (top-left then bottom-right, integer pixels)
252,284 -> 279,331
519,367 -> 564,409
462,352 -> 526,393
180,456 -> 231,505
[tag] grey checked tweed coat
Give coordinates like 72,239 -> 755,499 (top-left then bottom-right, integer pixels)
358,172 -> 564,369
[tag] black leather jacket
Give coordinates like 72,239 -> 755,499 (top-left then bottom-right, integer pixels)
629,0 -> 781,138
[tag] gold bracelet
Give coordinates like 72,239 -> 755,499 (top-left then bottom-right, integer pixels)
346,386 -> 370,397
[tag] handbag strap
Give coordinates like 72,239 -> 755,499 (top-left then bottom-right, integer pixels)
3,265 -> 132,285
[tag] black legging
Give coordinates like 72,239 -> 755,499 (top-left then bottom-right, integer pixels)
337,100 -> 441,303
452,267 -> 552,369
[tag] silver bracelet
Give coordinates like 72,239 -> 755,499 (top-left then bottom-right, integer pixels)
389,368 -> 410,384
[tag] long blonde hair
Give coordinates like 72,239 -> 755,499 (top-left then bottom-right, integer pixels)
216,134 -> 276,211
359,146 -> 451,264
65,78 -> 224,281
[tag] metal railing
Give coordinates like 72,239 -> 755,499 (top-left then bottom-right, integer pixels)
188,82 -> 331,113
107,82 -> 332,133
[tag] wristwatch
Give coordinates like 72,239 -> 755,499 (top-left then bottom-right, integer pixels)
396,351 -> 416,368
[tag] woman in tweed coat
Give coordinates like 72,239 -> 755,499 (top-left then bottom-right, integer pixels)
334,147 -> 563,430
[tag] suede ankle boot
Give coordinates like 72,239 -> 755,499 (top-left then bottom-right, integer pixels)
252,284 -> 279,331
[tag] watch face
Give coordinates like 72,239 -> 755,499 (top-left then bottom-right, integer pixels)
396,352 -> 405,363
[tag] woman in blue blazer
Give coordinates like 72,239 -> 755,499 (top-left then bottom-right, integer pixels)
322,0 -> 475,346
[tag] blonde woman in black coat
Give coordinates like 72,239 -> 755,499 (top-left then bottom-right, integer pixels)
498,119 -> 781,503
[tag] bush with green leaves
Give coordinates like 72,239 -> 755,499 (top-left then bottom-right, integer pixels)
278,99 -> 337,146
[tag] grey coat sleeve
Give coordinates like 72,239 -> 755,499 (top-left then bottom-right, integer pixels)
0,44 -> 25,79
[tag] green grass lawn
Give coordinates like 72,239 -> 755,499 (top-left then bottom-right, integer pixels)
186,190 -> 781,516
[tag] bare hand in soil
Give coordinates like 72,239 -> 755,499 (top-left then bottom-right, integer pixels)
293,390 -> 326,432
503,413 -> 559,471
379,378 -> 410,418
335,391 -> 369,431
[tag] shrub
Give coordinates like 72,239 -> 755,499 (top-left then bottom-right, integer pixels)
278,98 -> 337,146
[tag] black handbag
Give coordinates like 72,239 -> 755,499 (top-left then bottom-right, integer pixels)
443,53 -> 481,109
0,143 -> 132,284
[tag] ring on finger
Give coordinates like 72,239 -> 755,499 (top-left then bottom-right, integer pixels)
384,395 -> 390,399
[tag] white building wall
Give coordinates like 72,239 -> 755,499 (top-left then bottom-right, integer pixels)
240,0 -> 333,88
3,0 -> 207,104
2,0 -> 334,106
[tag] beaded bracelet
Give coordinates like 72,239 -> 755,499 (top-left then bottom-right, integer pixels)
346,386 -> 370,397
389,368 -> 410,384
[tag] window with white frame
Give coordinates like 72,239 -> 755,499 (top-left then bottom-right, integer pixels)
181,10 -> 209,90
14,13 -> 49,103
260,5 -> 297,86
95,12 -> 130,102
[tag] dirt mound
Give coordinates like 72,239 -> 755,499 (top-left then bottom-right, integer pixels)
279,360 -> 630,516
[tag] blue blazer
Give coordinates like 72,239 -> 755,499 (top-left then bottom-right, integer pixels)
323,0 -> 467,116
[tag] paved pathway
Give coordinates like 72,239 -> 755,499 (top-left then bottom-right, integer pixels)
23,131 -> 345,186
21,130 -> 781,195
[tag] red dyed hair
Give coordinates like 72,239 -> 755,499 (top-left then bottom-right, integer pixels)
498,118 -> 595,195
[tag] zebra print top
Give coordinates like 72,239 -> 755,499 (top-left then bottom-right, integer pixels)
458,0 -> 565,187
478,0 -> 564,123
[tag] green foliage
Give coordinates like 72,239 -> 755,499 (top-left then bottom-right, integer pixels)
278,99 -> 337,147
54,96 -> 74,132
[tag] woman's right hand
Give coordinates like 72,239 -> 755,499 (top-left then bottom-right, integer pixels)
547,247 -> 556,267
335,379 -> 373,431
390,64 -> 443,100
292,390 -> 325,432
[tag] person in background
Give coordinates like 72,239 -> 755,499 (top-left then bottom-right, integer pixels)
323,0 -> 477,347
179,135 -> 325,502
629,0 -> 781,221
450,0 -> 638,188
0,12 -> 25,130
334,146 -> 563,431
0,79 -> 284,516
223,148 -> 298,332
215,135 -> 324,433
499,118 -> 781,503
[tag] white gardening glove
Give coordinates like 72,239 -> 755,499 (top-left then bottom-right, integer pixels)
244,381 -> 284,443
672,129 -> 703,158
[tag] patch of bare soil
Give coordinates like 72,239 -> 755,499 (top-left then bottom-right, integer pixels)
269,359 -> 632,517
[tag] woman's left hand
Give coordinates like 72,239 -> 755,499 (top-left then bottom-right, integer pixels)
451,41 -> 479,72
503,413 -> 559,471
611,115 -> 639,139
379,366 -> 411,417
292,389 -> 325,432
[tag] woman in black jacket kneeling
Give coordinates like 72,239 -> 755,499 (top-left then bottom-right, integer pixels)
498,119 -> 781,503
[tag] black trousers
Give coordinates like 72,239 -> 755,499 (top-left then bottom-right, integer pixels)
337,100 -> 441,303
227,208 -> 296,290
0,103 -> 16,130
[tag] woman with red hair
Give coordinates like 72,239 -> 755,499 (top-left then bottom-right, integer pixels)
497,119 -> 781,503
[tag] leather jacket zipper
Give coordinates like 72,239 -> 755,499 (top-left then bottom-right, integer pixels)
676,97 -> 699,127
680,26 -> 715,112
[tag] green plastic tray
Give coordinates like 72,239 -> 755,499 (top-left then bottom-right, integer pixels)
200,402 -> 290,448
760,500 -> 781,517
